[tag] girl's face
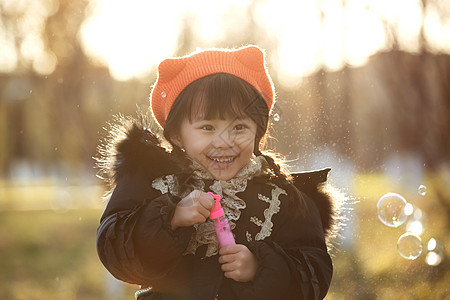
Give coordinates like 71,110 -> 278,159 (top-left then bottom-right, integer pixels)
173,115 -> 257,181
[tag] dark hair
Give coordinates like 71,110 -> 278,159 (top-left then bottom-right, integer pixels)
163,73 -> 305,210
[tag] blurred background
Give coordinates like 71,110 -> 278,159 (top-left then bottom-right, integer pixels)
0,0 -> 449,299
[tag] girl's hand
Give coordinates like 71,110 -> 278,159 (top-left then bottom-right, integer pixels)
219,244 -> 258,282
170,190 -> 215,230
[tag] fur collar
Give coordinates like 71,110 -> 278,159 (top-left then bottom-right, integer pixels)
95,114 -> 342,243
95,113 -> 188,186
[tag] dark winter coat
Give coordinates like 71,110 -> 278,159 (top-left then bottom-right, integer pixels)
96,118 -> 337,300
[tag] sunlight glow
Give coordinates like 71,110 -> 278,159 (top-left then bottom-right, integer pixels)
33,50 -> 57,75
78,0 -> 450,83
321,0 -> 345,71
80,0 -> 183,81
254,0 -> 323,86
424,4 -> 450,52
0,0 -> 57,74
188,0 -> 252,43
79,0 -> 252,81
20,33 -> 44,61
0,31 -> 18,73
396,0 -> 424,52
369,0 -> 424,52
343,4 -> 386,67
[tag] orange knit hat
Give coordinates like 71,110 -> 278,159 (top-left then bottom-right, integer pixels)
150,45 -> 275,127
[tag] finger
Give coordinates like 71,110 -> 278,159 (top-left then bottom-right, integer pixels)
192,213 -> 207,225
221,261 -> 236,272
197,205 -> 211,219
219,244 -> 241,255
188,190 -> 203,204
218,253 -> 235,264
199,194 -> 215,210
224,270 -> 241,282
189,208 -> 207,222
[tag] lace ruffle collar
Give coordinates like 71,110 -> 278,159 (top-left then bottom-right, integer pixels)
152,155 -> 271,257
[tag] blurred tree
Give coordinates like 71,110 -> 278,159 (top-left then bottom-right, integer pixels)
0,0 -> 150,178
0,0 -> 449,181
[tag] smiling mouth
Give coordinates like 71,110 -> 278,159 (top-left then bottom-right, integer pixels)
208,156 -> 237,164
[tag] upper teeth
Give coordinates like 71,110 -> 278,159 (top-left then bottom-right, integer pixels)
211,157 -> 234,163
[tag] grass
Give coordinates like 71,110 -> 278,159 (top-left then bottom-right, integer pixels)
0,173 -> 449,299
0,209 -> 131,299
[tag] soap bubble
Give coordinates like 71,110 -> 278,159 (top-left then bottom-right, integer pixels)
377,193 -> 408,227
418,185 -> 427,196
273,113 -> 280,122
397,232 -> 423,260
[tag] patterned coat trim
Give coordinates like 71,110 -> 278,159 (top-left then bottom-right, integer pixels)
251,183 -> 285,241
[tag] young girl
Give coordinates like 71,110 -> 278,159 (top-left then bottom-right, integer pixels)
96,46 -> 338,299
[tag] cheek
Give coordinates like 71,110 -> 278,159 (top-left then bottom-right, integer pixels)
185,139 -> 211,158
236,133 -> 256,150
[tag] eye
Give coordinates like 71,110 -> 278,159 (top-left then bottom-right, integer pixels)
233,124 -> 248,131
202,125 -> 215,131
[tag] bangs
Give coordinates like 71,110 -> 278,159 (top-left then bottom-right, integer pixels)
179,73 -> 268,123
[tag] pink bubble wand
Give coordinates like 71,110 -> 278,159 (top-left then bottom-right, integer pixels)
208,192 -> 236,247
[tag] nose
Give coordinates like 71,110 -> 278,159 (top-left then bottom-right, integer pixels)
211,129 -> 235,149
